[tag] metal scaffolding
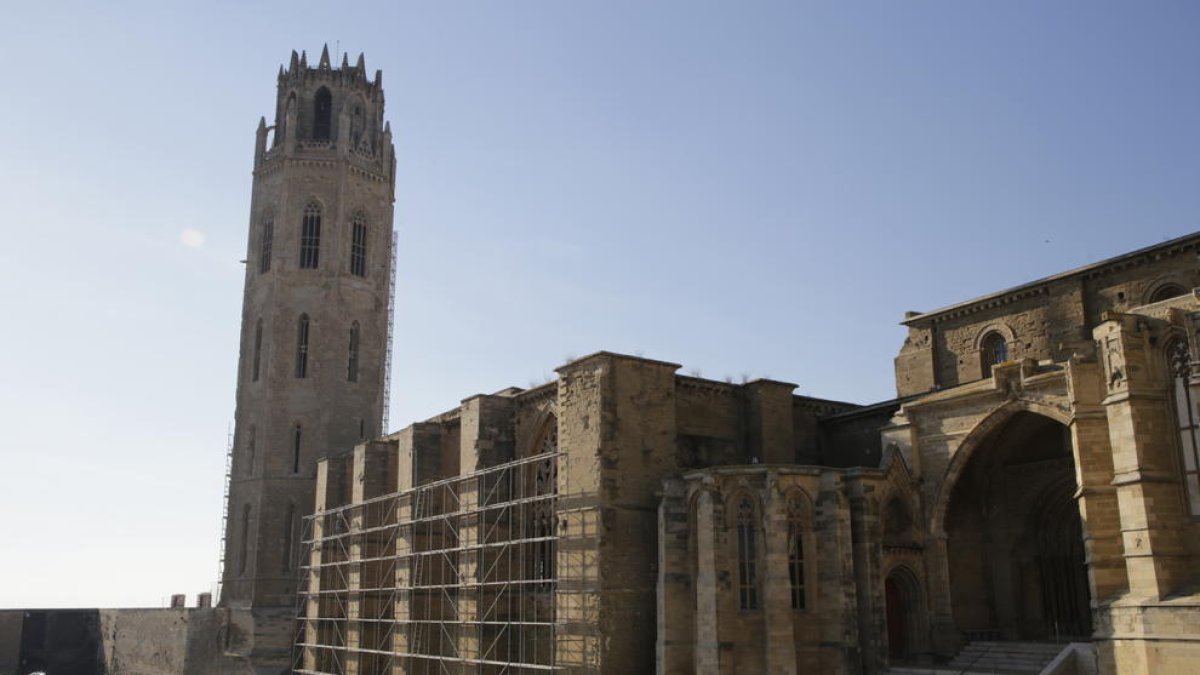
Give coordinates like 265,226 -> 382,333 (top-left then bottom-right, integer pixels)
292,450 -> 579,675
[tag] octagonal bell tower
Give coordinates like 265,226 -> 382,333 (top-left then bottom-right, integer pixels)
221,45 -> 395,619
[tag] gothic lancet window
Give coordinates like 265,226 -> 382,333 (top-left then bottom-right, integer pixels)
350,213 -> 367,277
283,503 -> 296,572
981,331 -> 1008,378
259,215 -> 273,273
787,497 -> 807,610
295,314 -> 310,378
313,87 -> 332,141
347,321 -> 360,382
736,496 -> 760,610
299,202 -> 321,269
252,319 -> 263,382
1169,339 -> 1200,516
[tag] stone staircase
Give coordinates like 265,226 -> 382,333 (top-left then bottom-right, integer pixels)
888,640 -> 1069,675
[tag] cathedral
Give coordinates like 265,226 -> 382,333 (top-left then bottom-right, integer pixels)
228,49 -> 1200,675
4,48 -> 1199,675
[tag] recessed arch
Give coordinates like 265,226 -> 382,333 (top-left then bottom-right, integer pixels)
1148,281 -> 1188,304
884,564 -> 925,661
313,87 -> 332,141
929,400 -> 1072,537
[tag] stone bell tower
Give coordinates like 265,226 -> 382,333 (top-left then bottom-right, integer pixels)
219,45 -> 395,658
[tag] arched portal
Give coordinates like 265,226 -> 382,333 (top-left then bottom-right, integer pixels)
943,411 -> 1091,641
885,566 -> 923,660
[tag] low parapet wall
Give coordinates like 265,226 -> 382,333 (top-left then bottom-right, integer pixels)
0,607 -> 257,675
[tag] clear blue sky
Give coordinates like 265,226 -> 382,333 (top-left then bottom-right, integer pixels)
1,1 -> 1198,607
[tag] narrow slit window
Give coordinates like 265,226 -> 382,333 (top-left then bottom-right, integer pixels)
258,216 -> 273,273
299,202 -> 321,269
292,424 -> 302,474
787,499 -> 806,610
238,504 -> 251,575
295,314 -> 310,378
736,497 -> 760,610
252,319 -> 263,382
246,424 -> 256,476
283,504 -> 296,572
347,321 -> 360,382
350,214 -> 367,277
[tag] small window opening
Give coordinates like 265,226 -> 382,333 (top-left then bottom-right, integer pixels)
258,216 -> 273,273
736,497 -> 760,610
347,321 -> 360,382
299,202 -> 321,269
358,418 -> 365,440
981,331 -> 1008,378
292,424 -> 302,474
295,314 -> 310,378
350,214 -> 368,277
313,88 -> 332,141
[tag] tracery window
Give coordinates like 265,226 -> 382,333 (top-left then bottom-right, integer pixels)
736,496 -> 760,610
299,202 -> 321,269
350,213 -> 367,277
1169,339 -> 1200,516
252,318 -> 263,382
258,215 -> 273,273
313,87 -> 332,141
981,331 -> 1008,377
347,321 -> 360,382
295,314 -> 310,378
787,497 -> 807,610
529,419 -> 558,584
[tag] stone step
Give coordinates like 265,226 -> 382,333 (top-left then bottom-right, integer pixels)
943,640 -> 1069,675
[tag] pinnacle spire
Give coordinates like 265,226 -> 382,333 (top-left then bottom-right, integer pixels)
278,64 -> 284,78
319,44 -> 331,69
356,53 -> 366,74
300,50 -> 308,68
374,69 -> 383,87
289,50 -> 299,71
341,52 -> 350,68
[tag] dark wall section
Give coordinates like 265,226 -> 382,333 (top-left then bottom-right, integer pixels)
818,399 -> 906,468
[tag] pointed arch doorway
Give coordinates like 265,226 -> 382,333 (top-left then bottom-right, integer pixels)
885,567 -> 924,660
943,411 -> 1092,641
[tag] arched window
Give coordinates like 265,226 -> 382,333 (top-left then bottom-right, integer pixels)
295,314 -> 310,378
258,215 -> 273,273
313,87 -> 332,141
1150,284 -> 1188,303
981,331 -> 1008,378
299,202 -> 321,269
252,319 -> 263,382
292,424 -> 302,474
350,213 -> 368,277
347,321 -> 360,382
283,503 -> 297,572
238,504 -> 251,576
1168,339 -> 1200,516
736,496 -> 760,610
787,496 -> 807,610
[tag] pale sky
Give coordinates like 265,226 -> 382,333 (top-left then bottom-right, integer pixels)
1,1 -> 1198,608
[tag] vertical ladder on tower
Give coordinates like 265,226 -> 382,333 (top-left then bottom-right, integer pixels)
381,228 -> 398,434
215,425 -> 234,603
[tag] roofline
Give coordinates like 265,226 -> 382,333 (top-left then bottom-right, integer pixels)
901,230 -> 1200,327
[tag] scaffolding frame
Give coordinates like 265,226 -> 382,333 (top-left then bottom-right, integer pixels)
292,451 -> 574,675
